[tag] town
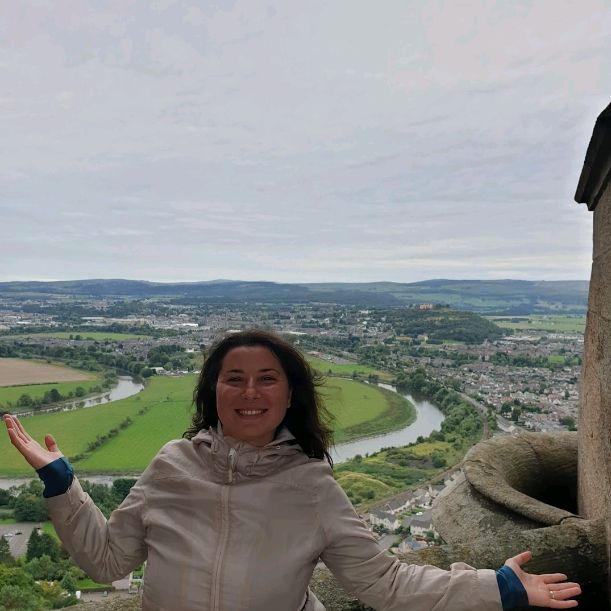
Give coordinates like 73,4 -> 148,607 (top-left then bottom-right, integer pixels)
0,294 -> 583,434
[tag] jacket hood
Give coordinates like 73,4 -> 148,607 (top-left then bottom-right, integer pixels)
192,424 -> 308,483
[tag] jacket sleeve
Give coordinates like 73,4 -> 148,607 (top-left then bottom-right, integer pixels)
318,475 -> 502,611
45,475 -> 147,584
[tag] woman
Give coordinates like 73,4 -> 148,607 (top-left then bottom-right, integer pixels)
3,330 -> 581,611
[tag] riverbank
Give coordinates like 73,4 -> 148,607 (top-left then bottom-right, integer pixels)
0,374 -> 427,478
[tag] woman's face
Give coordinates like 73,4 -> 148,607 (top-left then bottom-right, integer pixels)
215,345 -> 292,447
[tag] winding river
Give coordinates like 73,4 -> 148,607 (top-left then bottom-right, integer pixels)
15,376 -> 144,417
0,381 -> 444,488
332,385 -> 445,463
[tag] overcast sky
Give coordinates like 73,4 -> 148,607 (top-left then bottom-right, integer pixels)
1,1 -> 609,284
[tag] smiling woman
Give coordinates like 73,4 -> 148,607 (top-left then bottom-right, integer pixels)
2,330 -> 581,611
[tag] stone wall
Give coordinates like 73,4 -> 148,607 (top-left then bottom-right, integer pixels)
579,181 -> 611,523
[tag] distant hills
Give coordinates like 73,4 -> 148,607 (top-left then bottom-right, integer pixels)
0,279 -> 589,315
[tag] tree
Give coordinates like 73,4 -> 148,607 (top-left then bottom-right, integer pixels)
25,554 -> 58,580
0,584 -> 46,611
16,394 -> 33,407
0,566 -> 45,611
26,529 -> 59,562
60,572 -> 77,594
112,478 -> 136,503
560,416 -> 577,430
511,407 -> 522,422
0,536 -> 13,565
432,453 -> 447,468
13,493 -> 47,522
42,388 -> 62,404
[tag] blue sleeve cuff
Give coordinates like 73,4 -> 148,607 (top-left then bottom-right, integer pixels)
36,457 -> 74,498
496,565 -> 529,609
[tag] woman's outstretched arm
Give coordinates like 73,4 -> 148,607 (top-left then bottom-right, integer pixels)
317,467 -> 581,610
2,414 -> 147,583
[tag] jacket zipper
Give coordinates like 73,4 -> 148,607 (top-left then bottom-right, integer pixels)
211,448 -> 238,610
227,447 -> 238,484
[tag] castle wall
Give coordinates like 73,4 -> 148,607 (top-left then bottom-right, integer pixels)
578,180 -> 611,529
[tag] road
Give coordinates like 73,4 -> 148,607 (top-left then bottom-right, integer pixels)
457,391 -> 492,438
0,521 -> 40,558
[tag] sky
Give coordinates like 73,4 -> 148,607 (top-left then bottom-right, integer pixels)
1,1 -> 610,284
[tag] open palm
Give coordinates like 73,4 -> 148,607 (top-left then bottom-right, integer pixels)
2,414 -> 63,470
505,551 -> 581,608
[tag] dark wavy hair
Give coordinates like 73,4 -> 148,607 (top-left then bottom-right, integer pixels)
184,329 -> 334,465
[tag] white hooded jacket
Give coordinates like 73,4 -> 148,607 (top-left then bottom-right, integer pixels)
46,426 -> 502,611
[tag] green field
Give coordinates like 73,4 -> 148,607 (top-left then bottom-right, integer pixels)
307,356 -> 392,382
0,377 -> 190,476
0,373 -> 414,476
0,378 -> 101,410
22,332 -> 149,341
488,315 -> 586,333
323,379 -> 415,443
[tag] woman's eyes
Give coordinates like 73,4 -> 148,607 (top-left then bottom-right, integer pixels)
223,376 -> 277,383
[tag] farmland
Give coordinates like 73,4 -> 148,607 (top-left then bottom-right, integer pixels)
19,331 -> 149,341
0,358 -> 94,387
0,373 -> 414,476
0,358 -> 101,409
488,315 -> 586,333
306,356 -> 392,382
0,379 -> 102,409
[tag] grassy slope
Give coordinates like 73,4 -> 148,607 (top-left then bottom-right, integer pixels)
307,356 -> 392,382
335,441 -> 456,506
325,380 -> 415,443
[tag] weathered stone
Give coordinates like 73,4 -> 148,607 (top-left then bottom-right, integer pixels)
432,432 -> 608,606
69,595 -> 142,611
580,161 -> 611,533
461,432 -> 578,525
433,472 -> 542,543
593,183 -> 611,260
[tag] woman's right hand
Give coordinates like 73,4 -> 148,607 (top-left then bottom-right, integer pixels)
2,414 -> 63,470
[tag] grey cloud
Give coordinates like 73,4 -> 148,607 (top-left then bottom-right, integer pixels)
1,0 -> 608,282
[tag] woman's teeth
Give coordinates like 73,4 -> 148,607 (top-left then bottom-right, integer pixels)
237,409 -> 265,416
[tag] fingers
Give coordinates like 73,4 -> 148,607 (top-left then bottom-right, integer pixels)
545,583 -> 581,608
3,415 -> 29,448
13,415 -> 34,441
45,434 -> 59,452
544,574 -> 569,584
507,550 -> 532,567
3,414 -> 31,445
549,583 -> 581,596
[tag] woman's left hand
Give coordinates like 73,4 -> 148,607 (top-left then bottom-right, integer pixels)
505,551 -> 581,608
